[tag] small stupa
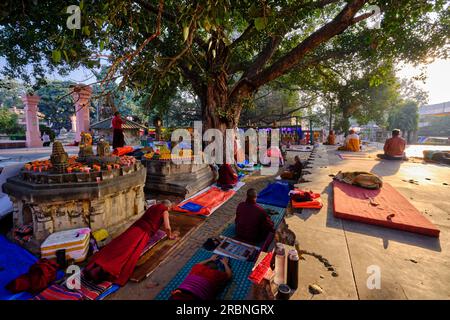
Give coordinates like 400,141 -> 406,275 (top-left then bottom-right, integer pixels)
50,141 -> 69,173
78,132 -> 94,162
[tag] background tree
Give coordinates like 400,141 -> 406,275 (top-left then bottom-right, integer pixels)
388,100 -> 419,143
0,107 -> 24,135
36,80 -> 76,132
0,79 -> 22,108
0,0 -> 448,137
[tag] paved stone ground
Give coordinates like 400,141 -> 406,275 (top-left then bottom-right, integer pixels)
114,144 -> 449,300
288,144 -> 450,300
110,171 -> 279,300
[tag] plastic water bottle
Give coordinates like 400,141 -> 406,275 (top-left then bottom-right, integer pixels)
274,243 -> 286,285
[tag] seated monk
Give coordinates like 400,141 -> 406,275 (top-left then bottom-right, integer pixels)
337,129 -> 360,152
280,155 -> 303,180
217,164 -> 238,190
169,255 -> 232,300
377,129 -> 407,160
235,189 -> 275,244
84,200 -> 179,286
324,130 -> 336,145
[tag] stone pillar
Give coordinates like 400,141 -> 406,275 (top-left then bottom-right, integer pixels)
22,95 -> 43,148
71,85 -> 93,142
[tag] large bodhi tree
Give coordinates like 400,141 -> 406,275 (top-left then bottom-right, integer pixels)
0,0 -> 448,132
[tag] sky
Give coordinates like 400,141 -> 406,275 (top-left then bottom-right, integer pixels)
2,57 -> 450,106
397,58 -> 450,105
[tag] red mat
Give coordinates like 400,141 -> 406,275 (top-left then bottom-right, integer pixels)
333,181 -> 440,237
174,186 -> 236,217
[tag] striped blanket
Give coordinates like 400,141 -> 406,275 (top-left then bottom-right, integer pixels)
76,276 -> 114,300
32,284 -> 84,300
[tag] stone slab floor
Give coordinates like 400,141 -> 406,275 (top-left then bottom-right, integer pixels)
110,144 -> 449,300
288,145 -> 449,300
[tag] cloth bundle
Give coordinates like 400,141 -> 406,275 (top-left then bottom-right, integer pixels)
334,171 -> 383,190
6,258 -> 59,294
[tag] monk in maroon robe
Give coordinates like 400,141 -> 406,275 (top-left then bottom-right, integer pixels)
85,201 -> 178,286
235,189 -> 275,244
217,164 -> 238,189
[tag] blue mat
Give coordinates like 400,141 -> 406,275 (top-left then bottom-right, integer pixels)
256,182 -> 293,208
221,203 -> 286,239
155,248 -> 255,300
180,201 -> 204,213
0,235 -> 37,300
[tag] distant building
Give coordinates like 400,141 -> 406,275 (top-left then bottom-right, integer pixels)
418,101 -> 450,140
8,106 -> 49,127
90,117 -> 148,146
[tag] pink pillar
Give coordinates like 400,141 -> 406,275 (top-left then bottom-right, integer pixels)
22,95 -> 43,148
71,85 -> 93,142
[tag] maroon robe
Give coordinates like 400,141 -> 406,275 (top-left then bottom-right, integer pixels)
235,199 -> 275,244
217,164 -> 238,187
85,204 -> 167,286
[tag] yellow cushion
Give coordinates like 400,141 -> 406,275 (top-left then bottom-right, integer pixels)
92,229 -> 109,242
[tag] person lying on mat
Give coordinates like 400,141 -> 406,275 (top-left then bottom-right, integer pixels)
84,200 -> 179,286
337,129 -> 360,152
169,255 -> 232,300
377,129 -> 407,160
217,164 -> 238,190
280,155 -> 303,180
235,188 -> 275,244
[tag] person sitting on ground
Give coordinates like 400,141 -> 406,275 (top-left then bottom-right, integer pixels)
337,129 -> 360,152
280,155 -> 303,180
324,130 -> 336,145
235,188 -> 275,245
84,200 -> 179,286
217,164 -> 238,190
377,129 -> 407,160
169,255 -> 232,300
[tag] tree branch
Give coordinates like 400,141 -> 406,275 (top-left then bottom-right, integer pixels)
249,0 -> 369,88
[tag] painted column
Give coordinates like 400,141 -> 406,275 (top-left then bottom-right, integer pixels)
22,95 -> 43,148
71,85 -> 93,142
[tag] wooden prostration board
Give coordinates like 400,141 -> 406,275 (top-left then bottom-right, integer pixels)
130,213 -> 204,282
333,181 -> 440,237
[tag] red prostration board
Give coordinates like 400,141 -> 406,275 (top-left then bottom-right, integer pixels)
333,181 -> 440,237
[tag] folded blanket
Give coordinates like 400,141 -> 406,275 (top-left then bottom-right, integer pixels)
180,202 -> 204,213
76,276 -> 114,300
32,284 -> 84,300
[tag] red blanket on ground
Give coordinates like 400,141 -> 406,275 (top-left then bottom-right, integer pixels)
174,187 -> 236,217
333,181 -> 440,237
86,204 -> 166,285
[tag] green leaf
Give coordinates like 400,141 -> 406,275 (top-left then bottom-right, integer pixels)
254,17 -> 267,31
52,50 -> 61,63
82,26 -> 90,36
79,0 -> 84,11
183,25 -> 189,42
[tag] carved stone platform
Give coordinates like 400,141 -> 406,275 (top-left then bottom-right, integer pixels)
143,160 -> 214,198
2,164 -> 146,253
